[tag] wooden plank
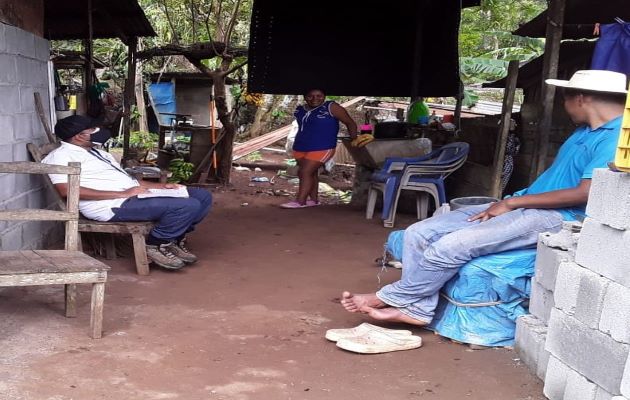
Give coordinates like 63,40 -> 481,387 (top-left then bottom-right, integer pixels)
65,162 -> 81,250
78,220 -> 154,234
33,92 -> 56,143
531,0 -> 566,181
0,161 -> 79,175
131,233 -> 150,276
490,60 -> 520,198
0,209 -> 76,221
0,250 -> 109,274
0,271 -> 107,286
65,284 -> 77,317
89,282 -> 105,339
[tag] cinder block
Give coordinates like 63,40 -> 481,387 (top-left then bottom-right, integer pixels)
0,24 -> 6,53
16,57 -> 46,85
574,270 -> 609,329
0,115 -> 15,142
612,397 -> 629,400
586,169 -> 630,231
0,54 -> 17,84
576,218 -> 630,289
12,141 -> 30,162
546,308 -> 629,394
0,224 -> 23,250
515,315 -> 549,380
554,262 -> 582,315
13,113 -> 35,140
544,355 -> 571,400
530,281 -> 555,324
0,86 -> 20,114
620,349 -> 630,397
563,368 -> 597,400
18,85 -> 34,113
535,237 -> 572,291
596,387 -> 615,400
33,36 -> 50,62
6,25 -> 35,57
600,282 -> 630,344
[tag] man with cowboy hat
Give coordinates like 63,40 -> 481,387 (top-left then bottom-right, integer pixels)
341,70 -> 628,326
42,115 -> 212,271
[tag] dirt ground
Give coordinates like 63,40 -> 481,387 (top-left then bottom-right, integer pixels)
0,157 -> 545,400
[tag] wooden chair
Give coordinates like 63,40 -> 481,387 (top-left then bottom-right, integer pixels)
0,161 -> 109,338
27,143 -> 154,275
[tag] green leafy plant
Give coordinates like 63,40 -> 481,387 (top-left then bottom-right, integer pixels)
245,151 -> 263,162
168,158 -> 194,183
129,131 -> 159,150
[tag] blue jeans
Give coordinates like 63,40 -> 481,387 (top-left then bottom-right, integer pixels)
110,188 -> 212,244
376,204 -> 563,323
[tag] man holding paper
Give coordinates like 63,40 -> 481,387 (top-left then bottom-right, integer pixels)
43,115 -> 212,270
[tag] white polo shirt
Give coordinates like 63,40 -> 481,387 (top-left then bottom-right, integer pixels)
42,142 -> 139,221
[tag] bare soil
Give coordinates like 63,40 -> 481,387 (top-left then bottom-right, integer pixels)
0,153 -> 544,400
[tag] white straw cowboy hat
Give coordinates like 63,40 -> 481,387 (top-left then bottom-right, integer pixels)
546,70 -> 628,94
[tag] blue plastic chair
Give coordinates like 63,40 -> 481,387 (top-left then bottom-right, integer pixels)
366,142 -> 469,227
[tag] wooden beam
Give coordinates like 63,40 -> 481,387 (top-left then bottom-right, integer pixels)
122,36 -> 138,163
490,60 -> 520,198
531,0 -> 566,181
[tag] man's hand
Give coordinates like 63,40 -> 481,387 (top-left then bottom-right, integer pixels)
468,199 -> 514,222
123,186 -> 149,198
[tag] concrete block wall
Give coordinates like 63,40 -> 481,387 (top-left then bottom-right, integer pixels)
515,168 -> 630,399
0,22 -> 62,250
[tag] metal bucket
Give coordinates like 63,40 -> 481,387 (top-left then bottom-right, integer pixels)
449,196 -> 499,211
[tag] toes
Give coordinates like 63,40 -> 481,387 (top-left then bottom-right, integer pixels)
342,291 -> 353,300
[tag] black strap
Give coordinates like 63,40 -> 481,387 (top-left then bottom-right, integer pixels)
87,148 -> 132,177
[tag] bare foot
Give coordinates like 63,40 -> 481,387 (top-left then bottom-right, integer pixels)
366,307 -> 428,326
340,291 -> 386,313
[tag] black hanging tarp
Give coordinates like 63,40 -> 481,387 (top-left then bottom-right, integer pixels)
247,0 -> 473,97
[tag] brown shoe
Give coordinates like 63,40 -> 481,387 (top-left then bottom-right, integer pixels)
168,238 -> 198,264
146,243 -> 185,270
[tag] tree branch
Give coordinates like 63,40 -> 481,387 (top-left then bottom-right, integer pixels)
222,59 -> 248,77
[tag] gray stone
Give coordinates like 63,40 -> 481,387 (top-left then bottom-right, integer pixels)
535,237 -> 573,291
586,169 -> 630,231
541,227 -> 579,252
0,54 -> 17,84
600,282 -> 630,344
576,218 -> 630,289
0,86 -> 20,114
563,368 -> 597,400
546,308 -> 628,394
544,355 -> 571,400
515,315 -> 549,380
530,281 -> 555,324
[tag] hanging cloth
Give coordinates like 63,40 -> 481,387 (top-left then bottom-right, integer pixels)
591,22 -> 630,76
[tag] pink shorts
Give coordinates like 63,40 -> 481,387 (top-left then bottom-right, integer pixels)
293,149 -> 336,163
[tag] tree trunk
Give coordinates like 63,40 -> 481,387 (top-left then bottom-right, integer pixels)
213,74 -> 236,184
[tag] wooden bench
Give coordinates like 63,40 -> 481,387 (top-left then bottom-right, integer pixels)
0,161 -> 109,338
28,143 -> 155,276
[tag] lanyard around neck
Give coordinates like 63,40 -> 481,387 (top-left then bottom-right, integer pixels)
87,148 -> 131,177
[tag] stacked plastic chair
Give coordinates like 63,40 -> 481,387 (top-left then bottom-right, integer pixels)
366,142 -> 469,228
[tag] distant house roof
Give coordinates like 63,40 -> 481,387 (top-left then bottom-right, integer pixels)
513,0 -> 630,39
44,0 -> 156,41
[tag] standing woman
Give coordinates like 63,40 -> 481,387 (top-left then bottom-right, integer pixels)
281,89 -> 358,209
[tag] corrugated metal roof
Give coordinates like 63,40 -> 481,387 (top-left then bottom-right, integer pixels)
44,0 -> 156,41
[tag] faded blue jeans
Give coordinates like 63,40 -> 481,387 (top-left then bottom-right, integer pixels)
110,188 -> 212,245
376,204 -> 564,323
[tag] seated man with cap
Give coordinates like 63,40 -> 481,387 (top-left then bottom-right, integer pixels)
42,115 -> 212,271
341,70 -> 628,326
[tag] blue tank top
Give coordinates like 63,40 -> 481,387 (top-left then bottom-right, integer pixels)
293,101 -> 340,151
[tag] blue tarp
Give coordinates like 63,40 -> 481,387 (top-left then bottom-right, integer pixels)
591,23 -> 630,76
147,82 -> 176,127
386,230 -> 536,347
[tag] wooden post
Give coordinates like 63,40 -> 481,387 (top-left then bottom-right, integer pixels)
454,81 -> 464,131
490,60 -> 520,198
83,0 -> 94,94
123,37 -> 138,163
530,0 -> 566,181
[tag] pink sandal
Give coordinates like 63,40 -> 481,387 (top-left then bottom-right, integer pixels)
280,201 -> 307,209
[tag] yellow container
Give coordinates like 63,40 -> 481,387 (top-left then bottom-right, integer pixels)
614,86 -> 630,172
68,95 -> 77,110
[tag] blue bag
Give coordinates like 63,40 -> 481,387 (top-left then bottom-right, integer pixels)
591,22 -> 630,76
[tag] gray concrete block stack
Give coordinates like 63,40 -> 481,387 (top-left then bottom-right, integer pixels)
516,168 -> 630,400
0,23 -> 62,250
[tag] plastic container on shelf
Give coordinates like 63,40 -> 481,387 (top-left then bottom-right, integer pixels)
407,99 -> 430,125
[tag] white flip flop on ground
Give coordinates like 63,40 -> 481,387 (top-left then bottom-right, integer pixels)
325,323 -> 413,342
335,330 -> 423,354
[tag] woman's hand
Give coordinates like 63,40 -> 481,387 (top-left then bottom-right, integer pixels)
468,199 -> 514,222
